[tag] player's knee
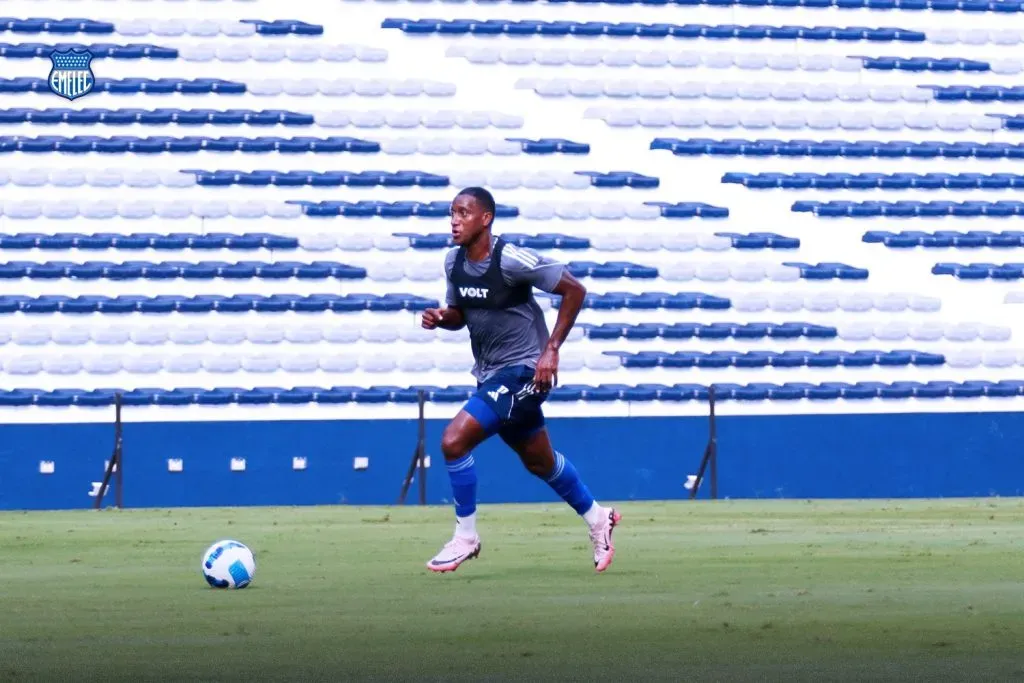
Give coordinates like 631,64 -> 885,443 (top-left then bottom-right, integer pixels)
440,426 -> 470,461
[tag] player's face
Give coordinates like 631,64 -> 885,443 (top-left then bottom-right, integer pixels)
450,194 -> 491,246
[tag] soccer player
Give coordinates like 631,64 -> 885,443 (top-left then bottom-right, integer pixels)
420,187 -> 621,574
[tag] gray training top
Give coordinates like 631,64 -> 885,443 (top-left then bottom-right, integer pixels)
445,235 -> 566,382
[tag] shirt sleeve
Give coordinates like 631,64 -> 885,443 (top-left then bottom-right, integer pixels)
500,243 -> 566,293
444,248 -> 458,306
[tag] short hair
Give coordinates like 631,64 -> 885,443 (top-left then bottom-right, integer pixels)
456,186 -> 496,227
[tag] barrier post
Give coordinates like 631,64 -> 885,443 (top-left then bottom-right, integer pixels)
94,392 -> 124,509
398,390 -> 428,505
688,384 -> 718,500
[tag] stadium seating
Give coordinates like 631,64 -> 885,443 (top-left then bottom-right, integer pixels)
0,0 -> 1021,415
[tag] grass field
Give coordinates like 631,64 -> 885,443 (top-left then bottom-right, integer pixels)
2,499 -> 1024,682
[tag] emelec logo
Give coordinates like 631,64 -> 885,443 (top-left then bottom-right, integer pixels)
459,286 -> 489,298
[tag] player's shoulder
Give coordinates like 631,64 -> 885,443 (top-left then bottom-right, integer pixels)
498,240 -> 547,273
443,246 -> 459,275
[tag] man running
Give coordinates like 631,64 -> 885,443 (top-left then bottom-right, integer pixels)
421,187 -> 621,574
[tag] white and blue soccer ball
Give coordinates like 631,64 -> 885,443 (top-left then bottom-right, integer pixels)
201,539 -> 256,589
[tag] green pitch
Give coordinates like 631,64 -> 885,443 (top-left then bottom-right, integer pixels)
2,500 -> 1023,682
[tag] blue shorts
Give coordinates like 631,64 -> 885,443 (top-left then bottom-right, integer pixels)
462,364 -> 547,446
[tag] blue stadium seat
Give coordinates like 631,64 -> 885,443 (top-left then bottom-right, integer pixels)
583,321 -> 836,340
382,19 -> 927,41
3,232 -> 300,250
796,200 -> 1024,217
576,171 -> 660,188
656,138 -> 1024,159
644,201 -> 730,218
769,262 -> 869,279
567,262 -> 659,279
862,56 -> 990,71
0,42 -> 179,59
507,138 -> 590,154
399,232 -> 591,251
0,234 -> 40,249
0,18 -> 115,34
715,232 -> 800,249
725,172 -> 1024,190
865,230 -> 1024,248
932,263 -> 1024,279
925,85 -> 1024,101
288,199 -> 517,218
0,293 -> 443,313
363,0 -> 1024,10
192,169 -> 452,187
239,19 -> 325,35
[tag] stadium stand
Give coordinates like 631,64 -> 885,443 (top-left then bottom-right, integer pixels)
2,0 -> 1024,506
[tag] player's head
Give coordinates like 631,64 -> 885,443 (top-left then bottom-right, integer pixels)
450,187 -> 495,247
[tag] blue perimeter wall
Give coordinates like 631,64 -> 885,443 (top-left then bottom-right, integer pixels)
2,411 -> 1023,510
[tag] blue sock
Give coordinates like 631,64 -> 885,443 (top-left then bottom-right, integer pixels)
446,454 -> 477,518
542,451 -> 596,516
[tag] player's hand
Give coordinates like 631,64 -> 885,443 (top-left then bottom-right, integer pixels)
421,308 -> 444,330
533,346 -> 559,394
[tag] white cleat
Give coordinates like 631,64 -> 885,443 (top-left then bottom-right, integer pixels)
426,534 -> 481,573
590,508 -> 622,573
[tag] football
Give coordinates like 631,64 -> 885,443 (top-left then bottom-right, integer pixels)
201,539 -> 256,589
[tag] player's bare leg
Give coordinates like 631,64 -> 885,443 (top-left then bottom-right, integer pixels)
426,410 -> 489,573
505,427 -> 622,572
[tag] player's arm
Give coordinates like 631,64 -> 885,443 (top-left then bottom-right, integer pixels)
546,270 -> 587,350
422,252 -> 466,331
500,244 -> 586,391
533,270 -> 586,392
